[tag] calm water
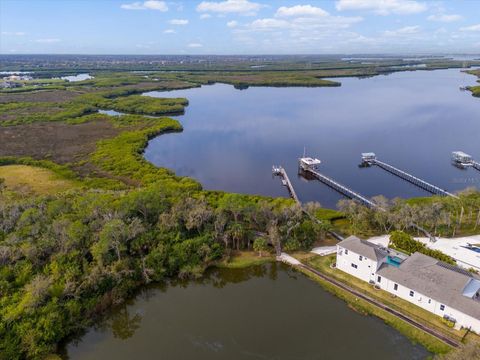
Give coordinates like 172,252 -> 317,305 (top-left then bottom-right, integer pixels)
144,68 -> 480,208
61,73 -> 93,82
64,263 -> 429,360
98,109 -> 124,116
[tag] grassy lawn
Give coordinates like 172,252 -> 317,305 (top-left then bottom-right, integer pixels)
0,164 -> 78,194
215,251 -> 275,269
300,254 -> 480,351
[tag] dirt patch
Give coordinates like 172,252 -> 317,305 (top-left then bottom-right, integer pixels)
0,104 -> 64,122
0,90 -> 81,103
0,165 -> 78,194
0,120 -> 122,165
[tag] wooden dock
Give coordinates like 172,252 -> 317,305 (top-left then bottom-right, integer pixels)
272,166 -> 300,204
363,155 -> 458,198
306,168 -> 378,208
473,161 -> 480,172
272,158 -> 435,242
273,165 -> 346,241
304,167 -> 436,242
451,151 -> 480,172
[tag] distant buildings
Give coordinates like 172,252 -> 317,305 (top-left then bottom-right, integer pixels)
0,81 -> 21,89
2,74 -> 32,81
336,236 -> 480,333
0,74 -> 33,89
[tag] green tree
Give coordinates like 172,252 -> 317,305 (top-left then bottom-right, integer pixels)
253,238 -> 268,257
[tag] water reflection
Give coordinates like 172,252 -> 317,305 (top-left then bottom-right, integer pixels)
144,68 -> 480,208
108,305 -> 142,340
64,263 -> 430,360
61,73 -> 93,82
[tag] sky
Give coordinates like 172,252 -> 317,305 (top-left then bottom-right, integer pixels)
1,0 -> 480,55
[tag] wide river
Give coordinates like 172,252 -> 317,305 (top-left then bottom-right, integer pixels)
144,68 -> 480,208
65,69 -> 477,359
64,263 -> 429,359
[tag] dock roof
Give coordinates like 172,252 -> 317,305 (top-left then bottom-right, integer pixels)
452,151 -> 471,158
299,157 -> 321,166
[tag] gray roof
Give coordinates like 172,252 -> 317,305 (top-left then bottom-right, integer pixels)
338,236 -> 388,261
377,252 -> 480,320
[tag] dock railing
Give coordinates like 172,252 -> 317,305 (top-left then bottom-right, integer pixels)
305,168 -> 378,208
272,166 -> 300,204
362,154 -> 458,199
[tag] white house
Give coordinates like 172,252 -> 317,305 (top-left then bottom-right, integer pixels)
336,236 -> 480,333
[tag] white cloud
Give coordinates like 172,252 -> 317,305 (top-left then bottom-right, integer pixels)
35,38 -> 61,43
1,31 -> 26,36
188,43 -> 203,48
460,24 -> 480,32
200,13 -> 212,19
249,18 -> 291,30
336,0 -> 427,15
227,20 -> 239,27
427,14 -> 462,23
169,19 -> 189,25
196,0 -> 264,16
384,25 -> 420,36
164,29 -> 176,34
244,12 -> 362,32
275,5 -> 329,18
121,1 -> 168,11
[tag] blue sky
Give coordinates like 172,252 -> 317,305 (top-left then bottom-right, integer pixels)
1,0 -> 479,54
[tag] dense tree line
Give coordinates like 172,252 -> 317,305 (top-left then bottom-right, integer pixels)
0,180 -> 326,359
338,190 -> 480,238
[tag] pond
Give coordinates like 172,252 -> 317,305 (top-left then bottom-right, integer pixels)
98,109 -> 124,116
63,263 -> 429,359
98,109 -> 159,118
144,68 -> 480,208
61,73 -> 93,82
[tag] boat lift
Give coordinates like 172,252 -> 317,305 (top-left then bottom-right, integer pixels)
451,151 -> 480,171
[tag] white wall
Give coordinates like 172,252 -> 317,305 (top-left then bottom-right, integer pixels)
378,272 -> 480,332
336,245 -> 377,283
336,246 -> 480,333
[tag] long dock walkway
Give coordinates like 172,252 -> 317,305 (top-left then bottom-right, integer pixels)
272,166 -> 300,204
306,168 -> 378,208
272,159 -> 435,242
367,157 -> 458,198
272,165 -> 345,241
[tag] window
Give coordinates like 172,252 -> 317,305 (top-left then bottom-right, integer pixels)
440,304 -> 445,311
377,276 -> 381,283
345,249 -> 349,255
409,290 -> 415,297
393,283 -> 398,291
359,255 -> 363,261
351,263 -> 358,269
428,299 -> 431,304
